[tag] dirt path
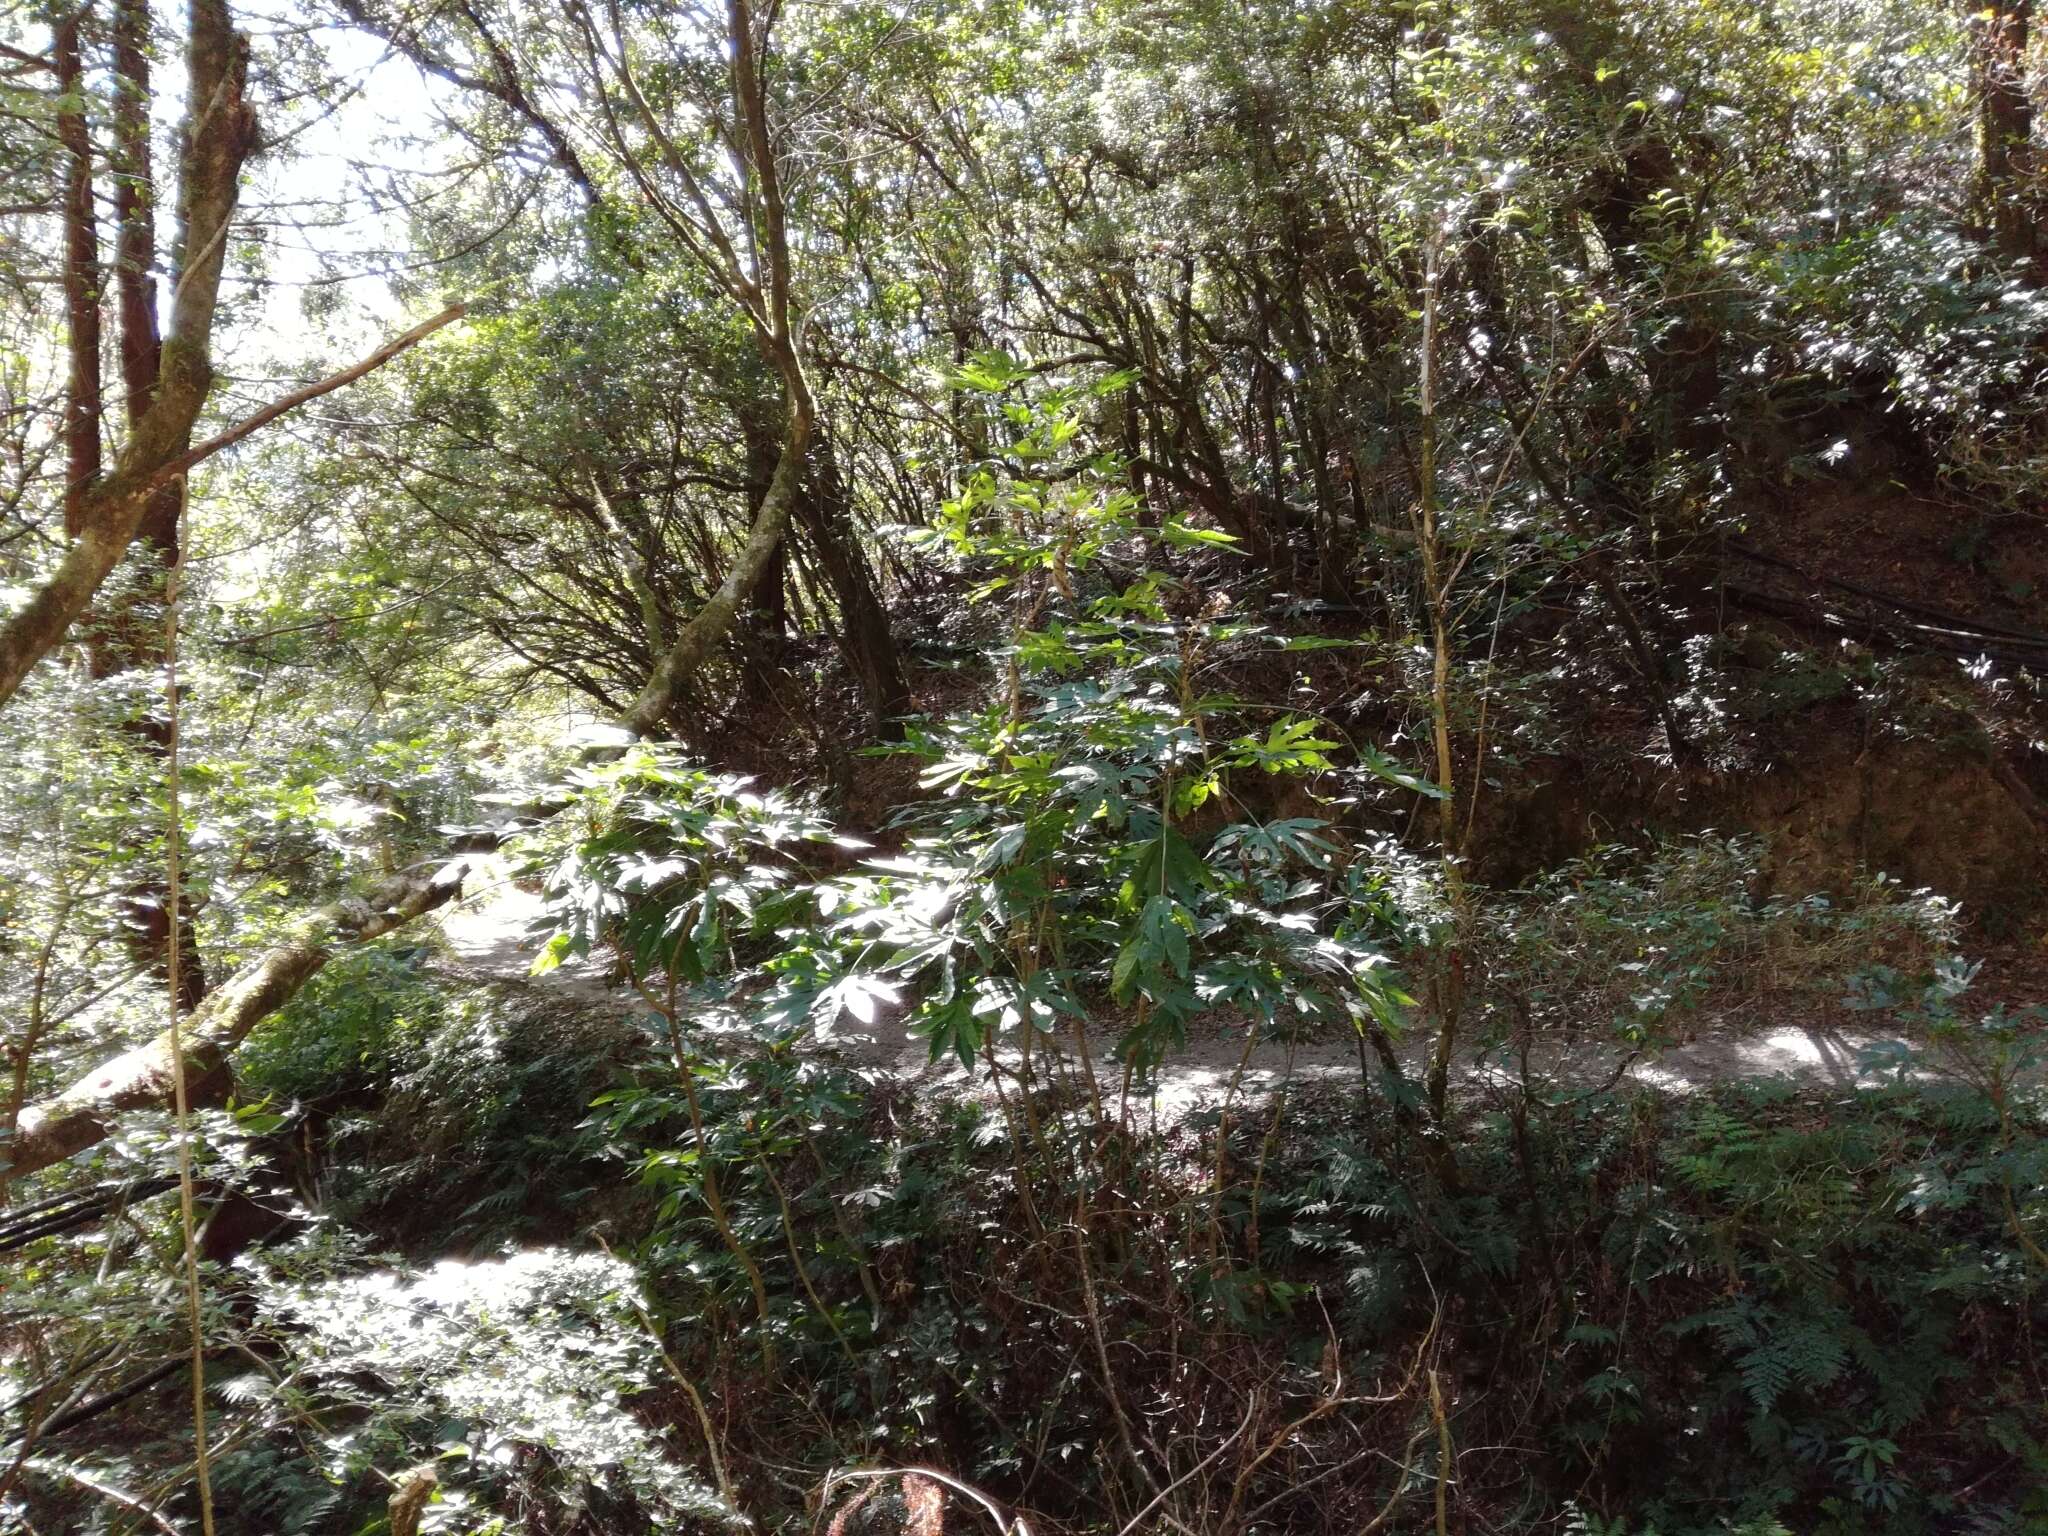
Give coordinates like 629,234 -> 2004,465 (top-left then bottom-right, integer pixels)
434,855 -> 1941,1112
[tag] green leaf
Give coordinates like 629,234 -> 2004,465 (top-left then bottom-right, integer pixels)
529,931 -> 574,976
1158,519 -> 1241,549
1358,744 -> 1449,798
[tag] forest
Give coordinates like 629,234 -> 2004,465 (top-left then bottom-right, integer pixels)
2,0 -> 2047,1530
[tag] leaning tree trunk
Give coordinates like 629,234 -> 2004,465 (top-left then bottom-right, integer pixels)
623,403 -> 812,738
2,872 -> 466,1184
734,398 -> 794,716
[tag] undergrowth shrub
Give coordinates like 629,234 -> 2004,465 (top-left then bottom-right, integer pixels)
79,790 -> 2025,1536
1483,834 -> 1959,1041
238,946 -> 444,1101
240,945 -> 633,1251
455,406 -> 2037,1533
561,1015 -> 2047,1535
338,996 -> 633,1251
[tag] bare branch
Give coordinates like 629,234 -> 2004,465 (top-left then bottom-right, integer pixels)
152,303 -> 467,489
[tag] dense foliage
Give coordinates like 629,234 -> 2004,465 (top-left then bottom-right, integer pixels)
3,0 -> 2046,1531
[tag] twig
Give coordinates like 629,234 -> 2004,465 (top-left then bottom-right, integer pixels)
1120,1391 -> 1257,1536
216,576 -> 460,646
600,1237 -> 741,1513
1356,1423 -> 1436,1536
1070,1213 -> 1194,1534
1430,1368 -> 1453,1536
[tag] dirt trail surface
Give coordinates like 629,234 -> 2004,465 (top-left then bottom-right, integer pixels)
435,856 -> 1967,1114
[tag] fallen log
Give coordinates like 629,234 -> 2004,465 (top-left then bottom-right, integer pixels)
1,865 -> 466,1189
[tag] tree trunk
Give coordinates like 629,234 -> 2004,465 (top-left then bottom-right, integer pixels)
624,403 -> 813,738
102,0 -> 209,1010
54,10 -> 101,542
1977,1 -> 2040,272
798,428 -> 910,739
736,399 -> 793,713
110,0 -> 187,620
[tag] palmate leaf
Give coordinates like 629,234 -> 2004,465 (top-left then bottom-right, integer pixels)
913,994 -> 985,1067
528,930 -> 574,977
1112,894 -> 1195,1001
944,348 -> 1026,392
820,973 -> 901,1028
1120,828 -> 1209,908
1054,760 -> 1132,826
974,821 -> 1031,872
1111,934 -> 1144,998
1229,717 -> 1339,774
1210,817 -> 1338,870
